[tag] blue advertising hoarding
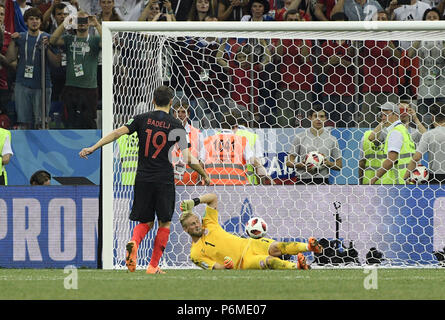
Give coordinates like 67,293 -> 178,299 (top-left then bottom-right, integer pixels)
0,186 -> 99,268
7,130 -> 101,186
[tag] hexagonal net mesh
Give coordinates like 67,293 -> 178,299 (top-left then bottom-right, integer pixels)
104,23 -> 445,269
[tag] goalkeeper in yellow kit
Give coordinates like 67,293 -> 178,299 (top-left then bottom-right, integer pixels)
179,193 -> 322,270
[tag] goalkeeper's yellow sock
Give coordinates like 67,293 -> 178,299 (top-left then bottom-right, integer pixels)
276,242 -> 308,255
266,257 -> 296,270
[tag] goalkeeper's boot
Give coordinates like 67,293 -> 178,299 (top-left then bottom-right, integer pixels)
146,265 -> 166,274
296,253 -> 309,270
125,241 -> 138,272
308,237 -> 323,254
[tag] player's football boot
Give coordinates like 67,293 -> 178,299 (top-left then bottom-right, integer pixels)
308,237 -> 323,254
296,253 -> 309,270
146,265 -> 166,274
125,241 -> 137,272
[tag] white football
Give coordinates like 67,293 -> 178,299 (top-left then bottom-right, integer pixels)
245,217 -> 267,239
304,151 -> 325,169
410,164 -> 429,184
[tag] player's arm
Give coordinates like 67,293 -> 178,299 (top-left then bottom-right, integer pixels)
194,193 -> 218,210
79,126 -> 129,159
182,148 -> 210,185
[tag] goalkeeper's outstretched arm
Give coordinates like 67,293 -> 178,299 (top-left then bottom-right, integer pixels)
181,193 -> 218,213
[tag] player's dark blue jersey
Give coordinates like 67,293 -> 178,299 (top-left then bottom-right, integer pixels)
125,110 -> 190,184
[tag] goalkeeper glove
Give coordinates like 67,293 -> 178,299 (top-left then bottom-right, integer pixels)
180,200 -> 195,213
224,256 -> 234,269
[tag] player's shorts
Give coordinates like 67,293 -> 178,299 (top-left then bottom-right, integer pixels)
240,237 -> 275,270
129,181 -> 175,223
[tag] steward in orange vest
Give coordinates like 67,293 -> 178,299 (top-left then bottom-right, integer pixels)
172,102 -> 206,185
204,129 -> 252,185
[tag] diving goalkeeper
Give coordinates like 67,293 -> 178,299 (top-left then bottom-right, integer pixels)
179,193 -> 322,270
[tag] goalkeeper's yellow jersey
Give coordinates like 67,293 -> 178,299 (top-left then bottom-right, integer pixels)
190,206 -> 250,270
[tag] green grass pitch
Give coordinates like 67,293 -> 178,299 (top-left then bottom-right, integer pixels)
1,268 -> 444,300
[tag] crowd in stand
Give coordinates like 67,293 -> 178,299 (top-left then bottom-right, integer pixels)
0,0 -> 444,130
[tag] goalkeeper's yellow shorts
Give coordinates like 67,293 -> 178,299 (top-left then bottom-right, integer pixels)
239,237 -> 275,270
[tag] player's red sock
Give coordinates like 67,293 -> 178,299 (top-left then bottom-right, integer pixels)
131,223 -> 151,247
149,227 -> 170,267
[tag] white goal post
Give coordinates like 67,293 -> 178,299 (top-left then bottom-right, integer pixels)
101,21 -> 445,270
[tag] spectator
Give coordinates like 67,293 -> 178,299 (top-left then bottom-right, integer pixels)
171,0 -> 196,21
233,111 -> 265,184
171,101 -> 206,185
173,35 -> 227,129
0,3 -> 14,127
112,0 -> 143,21
96,0 -> 122,129
359,114 -> 386,184
275,0 -> 312,21
97,0 -> 122,22
274,9 -> 314,128
30,169 -> 51,185
5,7 -> 59,129
404,102 -> 445,184
76,0 -> 101,16
359,101 -> 424,184
389,0 -> 431,21
0,126 -> 12,185
399,101 -> 427,143
139,0 -> 176,21
369,102 -> 416,184
32,0 -> 51,16
50,11 -> 102,129
241,0 -> 274,21
319,13 -> 357,127
216,40 -> 274,127
314,0 -> 336,20
285,106 -> 342,184
368,101 -> 426,147
187,0 -> 216,21
45,3 -> 69,110
331,0 -> 383,21
359,10 -> 400,128
407,8 -> 445,127
203,112 -> 272,185
42,2 -> 69,33
218,0 -> 250,21
42,1 -> 78,27
17,0 -> 32,15
390,1 -> 432,101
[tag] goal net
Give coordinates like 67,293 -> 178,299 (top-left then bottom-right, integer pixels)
102,21 -> 445,269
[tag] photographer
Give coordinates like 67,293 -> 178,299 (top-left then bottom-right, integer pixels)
138,0 -> 176,21
50,11 -> 102,129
